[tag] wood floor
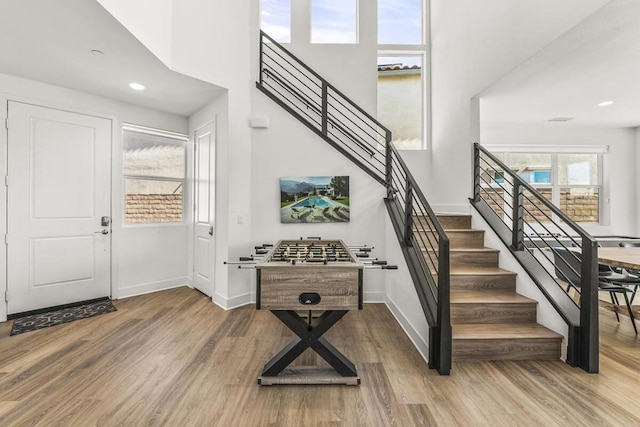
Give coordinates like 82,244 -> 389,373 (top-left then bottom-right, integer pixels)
1,286 -> 639,426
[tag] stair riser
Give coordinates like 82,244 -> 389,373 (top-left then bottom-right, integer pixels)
451,275 -> 516,292
416,231 -> 485,249
451,303 -> 537,324
452,338 -> 561,360
450,251 -> 499,268
434,215 -> 472,230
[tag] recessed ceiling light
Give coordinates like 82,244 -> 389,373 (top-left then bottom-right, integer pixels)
129,82 -> 146,91
548,117 -> 574,122
90,49 -> 104,56
597,101 -> 613,107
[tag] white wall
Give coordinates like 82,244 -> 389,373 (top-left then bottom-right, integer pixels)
637,127 -> 640,233
430,0 -> 611,213
384,213 -> 430,360
97,0 -> 174,67
481,126 -> 638,236
0,72 -> 192,322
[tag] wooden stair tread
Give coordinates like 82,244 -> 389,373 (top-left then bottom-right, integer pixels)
452,324 -> 563,340
449,266 -> 516,276
450,292 -> 536,304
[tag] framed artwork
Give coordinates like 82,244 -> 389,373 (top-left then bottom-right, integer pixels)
280,176 -> 350,223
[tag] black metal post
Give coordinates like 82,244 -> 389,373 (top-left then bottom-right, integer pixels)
404,181 -> 414,247
259,33 -> 264,85
511,180 -> 524,251
385,131 -> 393,199
436,237 -> 451,375
579,238 -> 599,373
473,143 -> 481,202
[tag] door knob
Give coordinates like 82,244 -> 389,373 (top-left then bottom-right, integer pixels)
208,226 -> 214,236
95,229 -> 109,235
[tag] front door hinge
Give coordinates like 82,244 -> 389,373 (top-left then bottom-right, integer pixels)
4,290 -> 8,303
4,118 -> 7,130
4,234 -> 7,245
4,175 -> 7,187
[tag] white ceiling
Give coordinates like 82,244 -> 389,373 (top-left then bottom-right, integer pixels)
0,0 -> 223,117
480,0 -> 640,129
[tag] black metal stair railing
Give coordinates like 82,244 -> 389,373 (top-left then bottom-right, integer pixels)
256,31 -> 451,375
385,144 -> 451,374
257,31 -> 387,185
472,143 -> 598,373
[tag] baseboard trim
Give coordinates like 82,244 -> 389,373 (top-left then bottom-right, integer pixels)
384,295 -> 429,364
364,292 -> 386,303
214,292 -> 254,310
115,278 -> 190,300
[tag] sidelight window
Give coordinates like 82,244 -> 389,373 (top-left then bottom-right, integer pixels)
122,125 -> 187,224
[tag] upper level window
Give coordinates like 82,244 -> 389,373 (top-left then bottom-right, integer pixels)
377,55 -> 424,149
261,0 -> 291,43
123,125 -> 187,224
311,0 -> 357,44
378,0 -> 423,44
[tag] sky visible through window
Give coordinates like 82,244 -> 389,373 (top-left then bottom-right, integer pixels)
261,0 -> 423,49
379,0 -> 422,45
311,0 -> 357,43
261,0 -> 291,43
378,55 -> 422,68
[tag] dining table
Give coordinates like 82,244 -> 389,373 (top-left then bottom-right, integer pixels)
596,247 -> 640,271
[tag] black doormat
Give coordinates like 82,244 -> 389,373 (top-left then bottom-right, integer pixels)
10,299 -> 117,336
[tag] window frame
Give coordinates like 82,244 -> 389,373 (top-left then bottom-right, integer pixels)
310,0 -> 359,44
377,51 -> 427,150
260,0 -> 292,43
377,0 -> 430,150
488,148 -> 605,225
377,0 -> 426,46
122,123 -> 188,226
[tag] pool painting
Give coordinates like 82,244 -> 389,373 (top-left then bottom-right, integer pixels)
280,176 -> 350,223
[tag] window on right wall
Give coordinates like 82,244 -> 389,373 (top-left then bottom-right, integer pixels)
491,151 -> 602,224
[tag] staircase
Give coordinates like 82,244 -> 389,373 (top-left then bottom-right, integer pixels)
432,214 -> 563,360
256,31 -> 579,373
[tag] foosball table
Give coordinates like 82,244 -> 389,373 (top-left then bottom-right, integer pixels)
228,237 -> 396,385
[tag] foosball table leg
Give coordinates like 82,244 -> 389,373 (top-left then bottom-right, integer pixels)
258,310 -> 359,385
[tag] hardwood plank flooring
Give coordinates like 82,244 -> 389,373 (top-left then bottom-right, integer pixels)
0,286 -> 639,426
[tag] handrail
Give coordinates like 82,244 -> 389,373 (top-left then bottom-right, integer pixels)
257,30 -> 451,375
472,142 -> 599,373
258,31 -> 388,184
262,69 -> 377,158
260,31 -> 392,136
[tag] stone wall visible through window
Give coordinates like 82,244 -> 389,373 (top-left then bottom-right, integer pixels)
486,151 -> 601,224
123,125 -> 187,224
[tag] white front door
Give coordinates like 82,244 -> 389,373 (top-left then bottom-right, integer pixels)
6,101 -> 112,314
193,122 -> 215,297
